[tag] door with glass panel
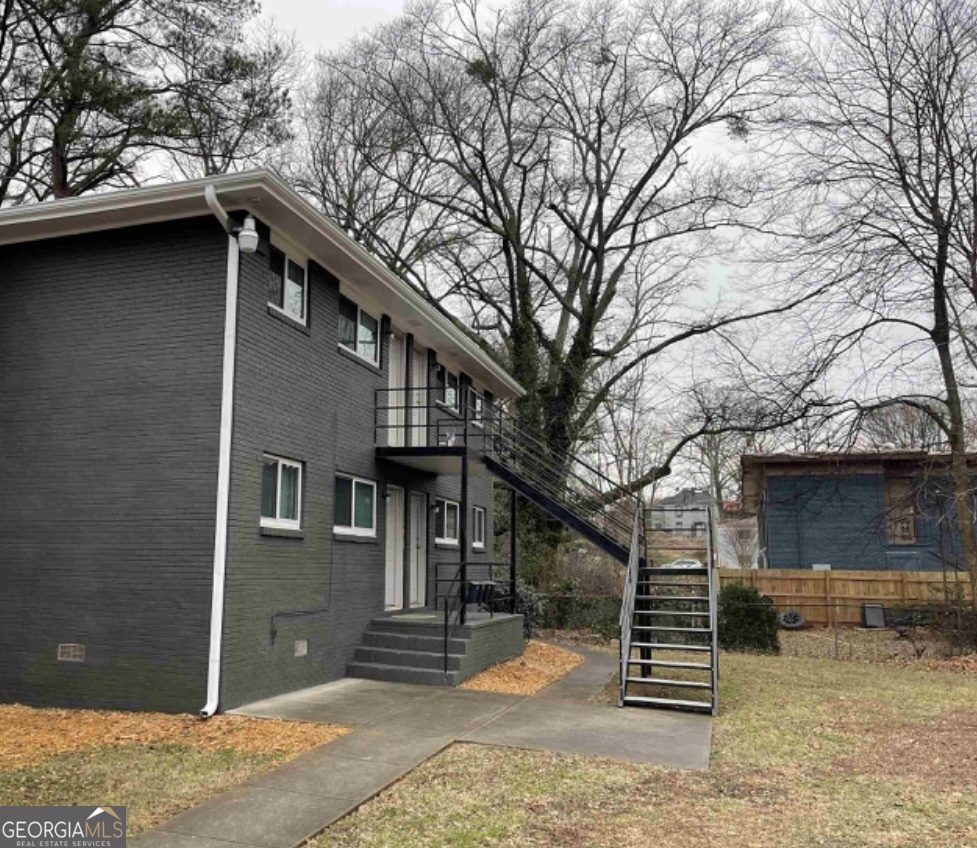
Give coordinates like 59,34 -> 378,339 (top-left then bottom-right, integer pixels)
388,333 -> 406,447
410,346 -> 428,446
408,492 -> 428,607
385,486 -> 405,610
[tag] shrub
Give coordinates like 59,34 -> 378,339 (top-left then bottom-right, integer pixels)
912,598 -> 977,654
545,578 -> 581,629
718,583 -> 780,653
514,578 -> 544,639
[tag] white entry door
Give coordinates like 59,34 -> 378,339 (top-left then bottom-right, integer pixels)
388,334 -> 406,447
385,486 -> 405,609
410,346 -> 428,447
408,492 -> 428,607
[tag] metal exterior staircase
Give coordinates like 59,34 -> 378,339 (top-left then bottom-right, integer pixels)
619,560 -> 718,715
375,386 -> 718,714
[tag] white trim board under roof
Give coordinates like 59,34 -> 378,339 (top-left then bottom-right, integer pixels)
0,170 -> 524,399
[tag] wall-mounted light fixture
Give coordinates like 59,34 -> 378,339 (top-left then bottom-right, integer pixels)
237,216 -> 259,254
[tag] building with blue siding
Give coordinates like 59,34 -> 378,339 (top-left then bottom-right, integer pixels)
741,452 -> 977,572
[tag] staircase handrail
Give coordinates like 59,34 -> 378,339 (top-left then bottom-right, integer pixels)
618,504 -> 643,706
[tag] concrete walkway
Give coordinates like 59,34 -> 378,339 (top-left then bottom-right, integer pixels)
134,648 -> 710,848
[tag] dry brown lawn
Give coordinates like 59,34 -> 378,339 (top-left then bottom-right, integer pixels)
460,640 -> 584,695
316,643 -> 977,848
0,705 -> 348,834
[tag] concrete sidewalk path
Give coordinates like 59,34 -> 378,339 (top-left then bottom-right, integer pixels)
133,650 -> 710,848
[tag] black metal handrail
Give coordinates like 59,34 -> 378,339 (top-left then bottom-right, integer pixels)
375,385 -> 641,552
434,560 -> 517,675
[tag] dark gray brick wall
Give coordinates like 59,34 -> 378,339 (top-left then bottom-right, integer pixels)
219,230 -> 499,709
0,218 -> 227,711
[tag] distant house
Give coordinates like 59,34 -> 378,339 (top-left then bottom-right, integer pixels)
649,488 -> 710,537
741,451 -> 977,572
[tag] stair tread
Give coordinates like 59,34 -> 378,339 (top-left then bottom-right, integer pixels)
638,566 -> 709,577
622,695 -> 713,711
625,676 -> 712,689
629,642 -> 712,652
634,595 -> 710,602
626,659 -> 713,670
357,646 -> 463,658
638,610 -> 710,616
631,625 -> 712,632
638,582 -> 708,587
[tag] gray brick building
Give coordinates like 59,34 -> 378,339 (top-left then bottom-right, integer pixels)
0,171 -> 524,713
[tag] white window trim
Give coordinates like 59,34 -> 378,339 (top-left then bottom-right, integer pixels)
435,498 -> 460,546
338,296 -> 381,367
471,391 -> 485,428
261,455 -> 303,530
436,367 -> 459,411
269,252 -> 308,326
334,474 -> 378,537
473,506 -> 486,550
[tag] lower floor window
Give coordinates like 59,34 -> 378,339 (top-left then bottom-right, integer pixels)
473,506 -> 486,549
262,455 -> 302,529
335,474 -> 377,536
436,498 -> 459,545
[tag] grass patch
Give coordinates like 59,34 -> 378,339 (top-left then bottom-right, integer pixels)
314,650 -> 977,848
0,706 -> 348,835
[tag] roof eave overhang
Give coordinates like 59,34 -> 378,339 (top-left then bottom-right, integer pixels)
0,170 -> 525,399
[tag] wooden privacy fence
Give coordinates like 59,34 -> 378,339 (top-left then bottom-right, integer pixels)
718,568 -> 973,626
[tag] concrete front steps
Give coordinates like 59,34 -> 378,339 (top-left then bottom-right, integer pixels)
347,612 -> 524,687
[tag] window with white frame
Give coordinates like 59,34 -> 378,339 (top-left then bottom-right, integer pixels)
473,506 -> 486,550
338,295 -> 380,365
436,365 -> 458,409
334,474 -> 377,536
471,392 -> 484,426
268,247 -> 307,323
435,498 -> 459,545
261,455 -> 302,529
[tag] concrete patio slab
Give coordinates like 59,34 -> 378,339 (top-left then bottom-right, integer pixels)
234,678 -> 443,727
146,784 -> 356,848
318,728 -> 455,766
535,646 -> 618,702
252,752 -> 410,801
136,649 -> 711,848
460,696 -> 712,770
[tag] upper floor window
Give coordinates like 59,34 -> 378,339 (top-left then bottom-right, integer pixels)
436,365 -> 459,409
471,392 -> 484,426
884,477 -> 917,545
473,506 -> 486,550
261,455 -> 302,530
334,474 -> 377,536
269,247 -> 306,324
339,295 -> 379,365
435,498 -> 459,545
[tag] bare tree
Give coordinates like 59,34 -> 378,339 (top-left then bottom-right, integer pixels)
782,0 -> 977,606
301,0 -> 813,482
857,402 -> 951,450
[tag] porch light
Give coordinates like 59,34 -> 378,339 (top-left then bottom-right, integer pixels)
237,216 -> 259,254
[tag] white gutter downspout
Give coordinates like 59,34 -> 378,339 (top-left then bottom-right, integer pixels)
201,185 -> 240,718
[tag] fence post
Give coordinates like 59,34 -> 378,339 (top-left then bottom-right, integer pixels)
825,571 -> 833,627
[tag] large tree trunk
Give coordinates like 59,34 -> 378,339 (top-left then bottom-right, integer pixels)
932,241 -> 977,611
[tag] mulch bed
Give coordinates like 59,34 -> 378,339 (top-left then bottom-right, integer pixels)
0,704 -> 348,771
460,640 -> 584,695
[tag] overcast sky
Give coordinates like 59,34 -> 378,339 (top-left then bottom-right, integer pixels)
264,0 -> 407,53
